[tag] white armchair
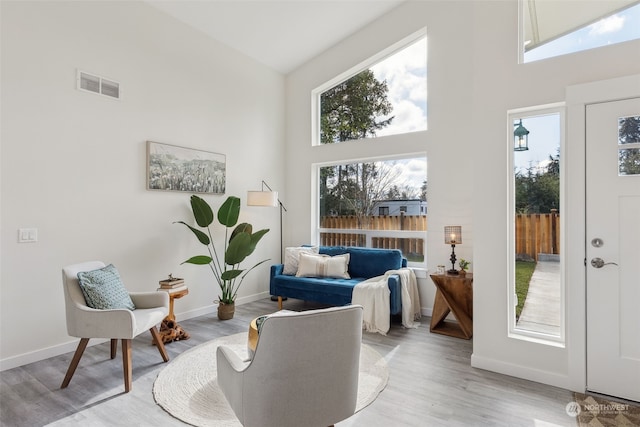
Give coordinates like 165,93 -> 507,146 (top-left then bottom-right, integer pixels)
217,305 -> 363,427
61,261 -> 170,392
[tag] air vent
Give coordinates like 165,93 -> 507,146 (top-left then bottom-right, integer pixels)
77,70 -> 121,99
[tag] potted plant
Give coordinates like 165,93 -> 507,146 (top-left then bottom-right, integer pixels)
459,259 -> 470,276
175,195 -> 269,320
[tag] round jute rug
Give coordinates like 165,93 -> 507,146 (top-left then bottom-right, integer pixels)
153,332 -> 389,427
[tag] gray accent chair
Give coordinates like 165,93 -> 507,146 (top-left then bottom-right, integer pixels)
216,305 -> 363,427
61,261 -> 170,392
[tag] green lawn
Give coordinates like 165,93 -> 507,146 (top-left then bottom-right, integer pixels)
515,261 -> 536,319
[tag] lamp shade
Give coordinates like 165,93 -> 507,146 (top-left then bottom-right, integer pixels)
247,191 -> 278,207
444,226 -> 462,244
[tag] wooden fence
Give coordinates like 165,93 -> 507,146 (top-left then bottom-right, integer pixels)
320,212 -> 559,262
320,214 -> 427,258
515,211 -> 560,261
320,214 -> 427,231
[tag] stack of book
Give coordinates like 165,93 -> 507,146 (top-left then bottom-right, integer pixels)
158,276 -> 186,293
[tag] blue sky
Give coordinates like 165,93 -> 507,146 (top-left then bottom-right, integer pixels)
514,114 -> 560,174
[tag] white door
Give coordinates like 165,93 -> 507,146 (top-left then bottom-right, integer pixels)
586,97 -> 640,402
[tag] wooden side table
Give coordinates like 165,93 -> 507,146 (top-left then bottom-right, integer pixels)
157,287 -> 190,343
430,273 -> 473,339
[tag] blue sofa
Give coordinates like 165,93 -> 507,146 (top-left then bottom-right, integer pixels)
270,246 -> 407,314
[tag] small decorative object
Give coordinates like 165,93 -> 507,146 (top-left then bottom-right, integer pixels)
444,225 -> 462,275
436,265 -> 446,275
147,141 -> 226,194
175,195 -> 269,320
459,259 -> 470,276
159,274 -> 185,290
159,319 -> 190,342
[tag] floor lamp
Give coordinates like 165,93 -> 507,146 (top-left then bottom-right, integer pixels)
247,180 -> 287,301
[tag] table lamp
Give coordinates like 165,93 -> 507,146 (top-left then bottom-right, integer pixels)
444,226 -> 462,275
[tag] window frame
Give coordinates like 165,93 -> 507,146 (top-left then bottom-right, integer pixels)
507,102 -> 566,347
310,28 -> 427,147
313,155 -> 427,269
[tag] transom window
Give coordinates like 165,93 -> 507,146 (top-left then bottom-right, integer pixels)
521,1 -> 640,63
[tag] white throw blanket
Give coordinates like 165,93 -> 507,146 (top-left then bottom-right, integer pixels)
352,268 -> 421,335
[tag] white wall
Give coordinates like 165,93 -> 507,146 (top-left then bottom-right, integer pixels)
285,0 -> 640,391
0,1 -> 285,369
469,1 -> 639,389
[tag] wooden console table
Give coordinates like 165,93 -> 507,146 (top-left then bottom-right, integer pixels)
430,273 -> 473,339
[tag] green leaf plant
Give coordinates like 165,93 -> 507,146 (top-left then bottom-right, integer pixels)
175,195 -> 269,304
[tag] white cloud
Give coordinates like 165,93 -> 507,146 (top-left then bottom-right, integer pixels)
371,37 -> 427,136
589,14 -> 625,36
384,158 -> 427,191
376,100 -> 426,136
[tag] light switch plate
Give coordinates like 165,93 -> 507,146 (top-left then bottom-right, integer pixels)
18,228 -> 38,243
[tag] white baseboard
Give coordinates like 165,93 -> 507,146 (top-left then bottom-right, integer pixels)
470,353 -> 570,390
0,292 -> 270,372
0,338 -> 109,372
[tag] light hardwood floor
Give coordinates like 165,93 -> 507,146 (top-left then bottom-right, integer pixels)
0,298 -> 578,426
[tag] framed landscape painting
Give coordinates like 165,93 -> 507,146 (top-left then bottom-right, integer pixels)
146,141 -> 226,194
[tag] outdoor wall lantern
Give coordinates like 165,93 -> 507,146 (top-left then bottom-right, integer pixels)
514,119 -> 530,151
444,225 -> 462,275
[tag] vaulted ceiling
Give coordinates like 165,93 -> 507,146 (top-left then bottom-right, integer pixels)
146,0 -> 405,74
147,0 -> 636,74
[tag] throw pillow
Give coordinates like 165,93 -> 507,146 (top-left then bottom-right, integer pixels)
283,246 -> 319,275
77,264 -> 136,310
296,252 -> 351,279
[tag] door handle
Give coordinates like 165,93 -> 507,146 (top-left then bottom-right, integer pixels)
590,257 -> 618,268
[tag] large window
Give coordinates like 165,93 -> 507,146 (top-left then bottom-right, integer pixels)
314,31 -> 427,145
508,104 -> 565,345
317,157 -> 427,266
312,30 -> 428,266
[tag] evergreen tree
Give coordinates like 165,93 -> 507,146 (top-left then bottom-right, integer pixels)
618,116 -> 640,175
320,70 -> 393,144
515,151 -> 560,214
319,69 -> 396,219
